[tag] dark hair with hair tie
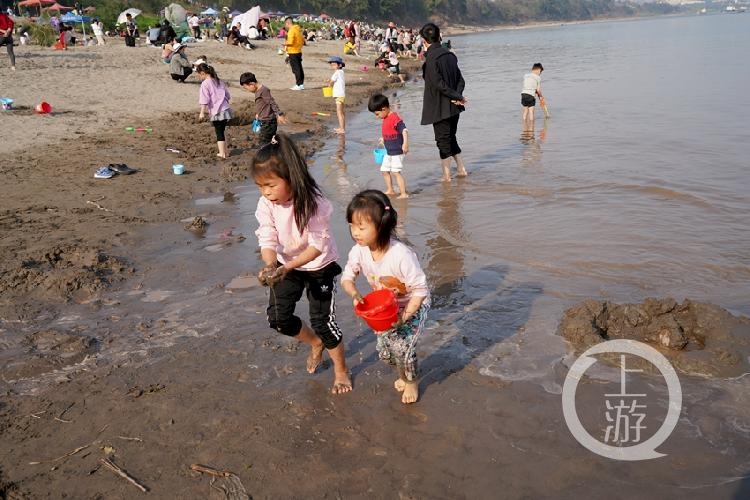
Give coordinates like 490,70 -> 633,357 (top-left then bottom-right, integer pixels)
250,133 -> 322,232
346,189 -> 397,251
195,63 -> 220,84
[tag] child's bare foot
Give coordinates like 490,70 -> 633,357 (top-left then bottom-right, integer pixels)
402,381 -> 419,404
394,378 -> 406,392
306,342 -> 324,374
384,190 -> 396,195
397,193 -> 409,199
331,371 -> 352,394
334,128 -> 346,134
440,176 -> 451,182
456,168 -> 468,177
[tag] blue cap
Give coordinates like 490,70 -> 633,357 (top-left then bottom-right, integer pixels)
327,56 -> 345,67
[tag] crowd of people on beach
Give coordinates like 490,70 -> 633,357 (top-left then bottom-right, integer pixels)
1,9 -> 547,405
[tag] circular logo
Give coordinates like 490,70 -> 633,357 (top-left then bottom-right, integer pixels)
562,339 -> 682,461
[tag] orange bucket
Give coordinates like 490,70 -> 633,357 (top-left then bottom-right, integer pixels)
355,289 -> 399,332
35,101 -> 52,114
322,86 -> 333,97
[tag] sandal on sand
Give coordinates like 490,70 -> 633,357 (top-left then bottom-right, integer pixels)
94,166 -> 116,179
109,164 -> 137,175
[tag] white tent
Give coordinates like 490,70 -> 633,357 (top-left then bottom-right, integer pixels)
164,3 -> 187,25
200,7 -> 218,16
231,6 -> 260,37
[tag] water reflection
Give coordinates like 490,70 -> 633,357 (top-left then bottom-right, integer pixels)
424,182 -> 468,309
519,119 -> 547,168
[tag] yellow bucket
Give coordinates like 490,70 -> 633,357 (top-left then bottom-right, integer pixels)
322,87 -> 333,97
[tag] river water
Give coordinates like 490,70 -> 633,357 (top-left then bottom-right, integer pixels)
305,13 -> 750,382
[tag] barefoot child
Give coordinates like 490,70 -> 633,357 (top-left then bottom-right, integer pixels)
251,133 -> 352,395
521,62 -> 544,128
368,94 -> 409,198
326,56 -> 346,134
341,190 -> 429,403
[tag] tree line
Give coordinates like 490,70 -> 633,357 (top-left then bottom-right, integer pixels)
6,0 -> 682,25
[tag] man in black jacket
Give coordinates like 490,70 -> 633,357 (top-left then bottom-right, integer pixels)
419,22 -> 468,181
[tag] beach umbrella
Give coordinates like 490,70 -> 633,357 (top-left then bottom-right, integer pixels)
164,3 -> 187,25
229,9 -> 242,17
44,3 -> 74,11
116,7 -> 141,25
18,0 -> 55,15
200,7 -> 218,16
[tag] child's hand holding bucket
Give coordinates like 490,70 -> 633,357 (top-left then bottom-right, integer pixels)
355,289 -> 399,333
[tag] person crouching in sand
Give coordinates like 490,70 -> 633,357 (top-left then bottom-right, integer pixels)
341,190 -> 430,403
250,133 -> 352,395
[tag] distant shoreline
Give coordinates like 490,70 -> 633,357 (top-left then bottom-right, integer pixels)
440,12 -> 698,37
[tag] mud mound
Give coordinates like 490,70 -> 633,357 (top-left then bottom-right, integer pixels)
2,329 -> 99,381
1,244 -> 133,302
558,298 -> 750,378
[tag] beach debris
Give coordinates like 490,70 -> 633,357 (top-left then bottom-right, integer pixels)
184,216 -> 208,232
222,191 -> 236,202
165,147 -> 183,153
29,444 -> 90,465
54,402 -> 75,423
117,435 -> 143,442
311,112 -> 331,117
0,97 -> 13,110
100,458 -> 149,493
125,126 -> 153,133
190,463 -> 250,500
35,101 -> 52,114
86,200 -> 112,212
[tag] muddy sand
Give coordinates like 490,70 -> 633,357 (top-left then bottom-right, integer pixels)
2,39 -> 750,499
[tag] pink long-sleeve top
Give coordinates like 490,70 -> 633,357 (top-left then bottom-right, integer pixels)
199,77 -> 231,117
254,196 -> 339,271
341,240 -> 430,308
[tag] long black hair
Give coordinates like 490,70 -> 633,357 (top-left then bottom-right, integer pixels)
346,189 -> 397,250
250,133 -> 322,232
195,63 -> 221,84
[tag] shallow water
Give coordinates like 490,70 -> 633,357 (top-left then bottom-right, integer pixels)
308,13 -> 750,382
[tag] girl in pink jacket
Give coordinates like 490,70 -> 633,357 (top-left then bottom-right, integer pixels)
251,133 -> 352,395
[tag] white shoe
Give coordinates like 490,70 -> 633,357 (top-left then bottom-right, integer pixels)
298,84 -> 304,90
290,85 -> 304,90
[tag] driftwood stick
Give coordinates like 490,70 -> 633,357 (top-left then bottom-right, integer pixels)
86,200 -> 112,212
100,458 -> 148,493
190,463 -> 232,477
117,435 -> 143,442
28,444 -> 90,465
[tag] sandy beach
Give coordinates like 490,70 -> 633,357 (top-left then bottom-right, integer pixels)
2,32 -> 750,499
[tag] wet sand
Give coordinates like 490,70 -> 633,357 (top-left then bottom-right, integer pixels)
2,37 -> 750,499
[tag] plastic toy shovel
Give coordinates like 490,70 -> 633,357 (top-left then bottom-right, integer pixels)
539,97 -> 550,118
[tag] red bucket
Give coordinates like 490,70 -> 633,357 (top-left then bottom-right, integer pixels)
355,289 -> 399,332
35,101 -> 52,114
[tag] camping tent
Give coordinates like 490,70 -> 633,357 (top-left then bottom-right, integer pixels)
231,6 -> 260,36
60,12 -> 91,37
200,7 -> 218,16
164,3 -> 187,25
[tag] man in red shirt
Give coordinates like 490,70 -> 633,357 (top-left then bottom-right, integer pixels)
0,11 -> 16,71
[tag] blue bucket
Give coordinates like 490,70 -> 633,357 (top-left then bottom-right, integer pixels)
373,148 -> 386,165
0,98 -> 13,111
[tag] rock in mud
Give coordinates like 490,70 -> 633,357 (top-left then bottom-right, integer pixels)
557,298 -> 750,378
